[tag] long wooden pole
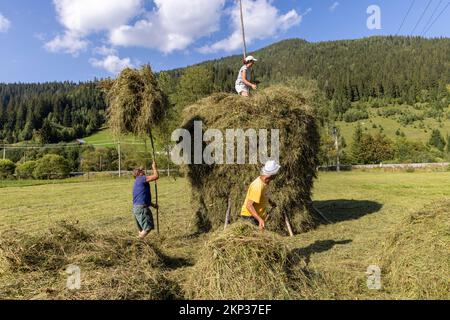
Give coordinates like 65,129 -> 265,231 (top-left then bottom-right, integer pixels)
148,129 -> 160,234
239,0 -> 248,59
224,197 -> 232,230
283,212 -> 294,237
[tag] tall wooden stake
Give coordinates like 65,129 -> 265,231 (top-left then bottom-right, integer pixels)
118,141 -> 122,177
224,197 -> 232,230
283,212 -> 294,237
239,0 -> 248,59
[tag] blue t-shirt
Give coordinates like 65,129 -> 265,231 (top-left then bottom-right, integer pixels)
133,176 -> 151,206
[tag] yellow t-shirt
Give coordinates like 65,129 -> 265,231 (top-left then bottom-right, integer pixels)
241,177 -> 269,219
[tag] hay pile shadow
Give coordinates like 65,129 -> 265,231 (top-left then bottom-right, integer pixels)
380,200 -> 450,299
184,222 -> 314,300
181,84 -> 321,234
0,222 -> 181,300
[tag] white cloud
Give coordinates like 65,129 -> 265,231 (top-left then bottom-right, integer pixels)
46,0 -> 142,54
90,55 -> 134,74
53,0 -> 142,35
110,0 -> 225,53
45,31 -> 89,56
0,13 -> 11,33
93,45 -> 118,56
329,2 -> 339,12
199,0 -> 302,54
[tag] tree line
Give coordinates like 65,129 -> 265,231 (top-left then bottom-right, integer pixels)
0,81 -> 106,144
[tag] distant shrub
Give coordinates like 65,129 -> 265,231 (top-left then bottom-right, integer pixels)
424,109 -> 443,119
343,108 -> 369,123
33,154 -> 70,180
0,159 -> 16,179
381,108 -> 403,117
405,167 -> 415,173
398,113 -> 423,125
15,161 -> 37,179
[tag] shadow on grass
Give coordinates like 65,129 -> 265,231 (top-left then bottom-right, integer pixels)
151,246 -> 195,270
291,239 -> 353,266
314,199 -> 383,224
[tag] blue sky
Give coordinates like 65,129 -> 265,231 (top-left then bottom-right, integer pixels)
0,0 -> 449,83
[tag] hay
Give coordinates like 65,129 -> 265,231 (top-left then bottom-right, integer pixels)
184,222 -> 312,300
380,200 -> 450,299
0,222 -> 181,300
107,65 -> 167,138
181,84 -> 321,233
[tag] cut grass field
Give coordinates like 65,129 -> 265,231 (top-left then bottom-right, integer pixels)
0,171 -> 449,299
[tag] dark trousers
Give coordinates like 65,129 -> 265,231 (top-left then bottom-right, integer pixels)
240,216 -> 259,226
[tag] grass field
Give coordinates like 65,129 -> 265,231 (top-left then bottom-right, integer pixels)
1,171 -> 449,299
83,128 -> 156,152
336,106 -> 450,147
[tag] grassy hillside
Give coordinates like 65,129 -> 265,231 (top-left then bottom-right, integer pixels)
337,106 -> 450,148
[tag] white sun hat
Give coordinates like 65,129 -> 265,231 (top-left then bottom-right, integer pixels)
261,160 -> 281,176
245,55 -> 258,62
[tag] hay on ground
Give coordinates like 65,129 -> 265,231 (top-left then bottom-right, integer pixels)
380,200 -> 450,299
181,84 -> 321,234
184,222 -> 312,300
107,65 -> 167,138
0,222 -> 181,300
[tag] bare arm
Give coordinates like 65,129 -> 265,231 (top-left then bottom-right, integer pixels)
246,200 -> 265,230
146,161 -> 159,183
242,69 -> 257,90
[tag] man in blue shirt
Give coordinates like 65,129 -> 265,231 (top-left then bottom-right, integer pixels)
132,161 -> 159,239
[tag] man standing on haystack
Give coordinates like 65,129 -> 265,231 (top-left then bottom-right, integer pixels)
240,160 -> 281,230
132,161 -> 159,239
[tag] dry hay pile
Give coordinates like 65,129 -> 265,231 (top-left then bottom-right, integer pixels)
181,85 -> 321,234
107,65 -> 167,138
0,222 -> 181,300
184,222 -> 312,300
380,200 -> 450,299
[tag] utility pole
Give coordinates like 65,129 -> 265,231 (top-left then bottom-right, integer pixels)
118,141 -> 122,178
333,127 -> 340,172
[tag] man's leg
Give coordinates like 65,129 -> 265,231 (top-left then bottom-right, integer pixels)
139,208 -> 155,239
133,207 -> 143,233
240,91 -> 249,97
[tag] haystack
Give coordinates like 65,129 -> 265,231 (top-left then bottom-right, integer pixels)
0,222 -> 181,300
184,222 -> 312,300
181,84 -> 321,234
380,200 -> 450,299
107,65 -> 167,138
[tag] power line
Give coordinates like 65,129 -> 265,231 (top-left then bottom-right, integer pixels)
2,141 -> 147,149
411,0 -> 433,35
423,1 -> 450,35
397,0 -> 416,35
421,0 -> 444,35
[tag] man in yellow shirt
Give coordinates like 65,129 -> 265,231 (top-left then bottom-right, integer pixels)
241,160 -> 281,230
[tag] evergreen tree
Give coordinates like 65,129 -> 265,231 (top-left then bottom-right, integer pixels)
428,129 -> 446,151
351,123 -> 364,164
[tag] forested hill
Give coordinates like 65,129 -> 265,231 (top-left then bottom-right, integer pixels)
178,37 -> 450,104
0,82 -> 106,143
1,36 -> 449,144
